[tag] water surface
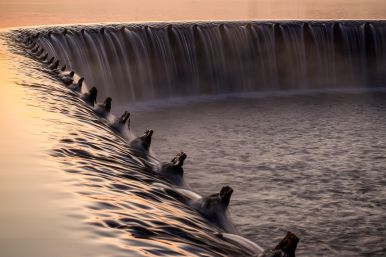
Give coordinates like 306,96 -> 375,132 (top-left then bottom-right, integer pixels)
2,26 -> 386,257
127,93 -> 386,256
0,33 -> 251,257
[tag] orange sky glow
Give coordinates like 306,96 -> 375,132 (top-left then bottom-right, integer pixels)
0,0 -> 386,29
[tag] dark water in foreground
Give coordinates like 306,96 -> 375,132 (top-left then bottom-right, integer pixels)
127,93 -> 386,256
1,31 -> 386,256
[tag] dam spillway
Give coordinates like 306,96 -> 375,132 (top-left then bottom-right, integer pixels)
3,20 -> 386,257
20,21 -> 386,103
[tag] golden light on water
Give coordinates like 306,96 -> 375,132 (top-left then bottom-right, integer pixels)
1,1 -> 386,255
0,42 -> 119,257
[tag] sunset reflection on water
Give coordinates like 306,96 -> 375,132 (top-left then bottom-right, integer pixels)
0,35 -> 250,256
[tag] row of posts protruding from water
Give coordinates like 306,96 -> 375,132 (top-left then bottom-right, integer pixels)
20,21 -> 386,102
17,33 -> 301,257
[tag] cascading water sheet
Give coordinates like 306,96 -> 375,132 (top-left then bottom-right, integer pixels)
3,20 -> 386,257
32,21 -> 386,104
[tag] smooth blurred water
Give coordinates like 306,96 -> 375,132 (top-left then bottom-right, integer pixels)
2,27 -> 386,257
0,33 -> 120,257
0,33 -> 252,257
33,22 -> 386,103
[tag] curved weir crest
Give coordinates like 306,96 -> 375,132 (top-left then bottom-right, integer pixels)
4,29 -> 256,256
5,21 -> 386,257
24,21 -> 386,103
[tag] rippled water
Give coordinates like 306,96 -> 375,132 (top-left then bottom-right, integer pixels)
1,29 -> 386,257
0,33 -> 253,256
126,93 -> 386,256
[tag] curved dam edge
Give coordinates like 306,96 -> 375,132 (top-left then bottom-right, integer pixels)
3,28 -> 274,257
2,19 -> 386,256
8,20 -> 386,104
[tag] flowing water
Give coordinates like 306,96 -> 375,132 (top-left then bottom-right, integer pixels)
127,93 -> 386,257
1,21 -> 386,257
30,21 -> 386,102
0,32 -> 250,257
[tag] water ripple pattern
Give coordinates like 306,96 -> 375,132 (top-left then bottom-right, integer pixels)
3,21 -> 386,256
2,31 -> 251,257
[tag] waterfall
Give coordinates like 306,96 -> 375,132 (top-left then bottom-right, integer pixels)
307,23 -> 336,88
278,23 -> 308,89
33,21 -> 386,102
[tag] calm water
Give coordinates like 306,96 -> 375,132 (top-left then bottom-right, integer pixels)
1,29 -> 386,257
